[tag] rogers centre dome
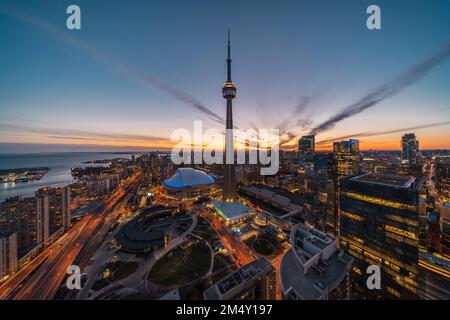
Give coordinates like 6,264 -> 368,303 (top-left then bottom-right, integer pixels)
163,168 -> 216,201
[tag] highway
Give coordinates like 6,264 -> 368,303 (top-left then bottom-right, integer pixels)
76,181 -> 138,271
0,219 -> 86,300
0,173 -> 140,300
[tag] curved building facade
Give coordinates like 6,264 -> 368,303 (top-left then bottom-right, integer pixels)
163,168 -> 216,201
115,206 -> 192,253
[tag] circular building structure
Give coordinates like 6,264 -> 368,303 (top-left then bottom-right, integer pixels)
163,168 -> 216,201
115,206 -> 191,253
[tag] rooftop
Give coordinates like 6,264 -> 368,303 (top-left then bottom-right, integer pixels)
350,173 -> 415,188
115,206 -> 180,252
280,249 -> 352,300
280,223 -> 353,300
203,258 -> 273,300
240,185 -> 303,211
212,200 -> 253,221
163,167 -> 215,188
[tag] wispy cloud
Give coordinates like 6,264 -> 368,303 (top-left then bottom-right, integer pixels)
0,4 -> 225,125
309,41 -> 450,135
0,123 -> 170,145
316,121 -> 450,146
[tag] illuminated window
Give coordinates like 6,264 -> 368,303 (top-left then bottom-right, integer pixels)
385,225 -> 417,240
342,192 -> 416,211
352,266 -> 362,275
387,286 -> 401,298
340,210 -> 366,222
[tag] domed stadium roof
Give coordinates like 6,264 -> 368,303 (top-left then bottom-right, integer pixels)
164,168 -> 216,188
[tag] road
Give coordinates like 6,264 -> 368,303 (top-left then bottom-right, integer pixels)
76,180 -> 139,271
269,252 -> 284,300
201,208 -> 285,299
0,173 -> 140,300
200,210 -> 255,267
0,219 -> 86,300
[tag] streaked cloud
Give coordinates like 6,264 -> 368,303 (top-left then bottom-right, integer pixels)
316,121 -> 450,146
309,41 -> 450,135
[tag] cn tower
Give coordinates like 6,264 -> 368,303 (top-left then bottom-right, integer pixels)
222,30 -> 238,201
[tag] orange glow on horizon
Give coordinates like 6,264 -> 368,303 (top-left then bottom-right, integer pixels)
2,130 -> 448,152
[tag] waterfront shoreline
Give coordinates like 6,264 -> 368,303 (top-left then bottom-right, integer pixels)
0,153 -> 135,202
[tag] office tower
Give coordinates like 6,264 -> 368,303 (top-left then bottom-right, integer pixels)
222,30 -> 238,202
280,223 -> 353,300
339,173 -> 425,299
36,186 -> 71,234
333,139 -> 361,177
298,135 -> 315,193
298,135 -> 315,156
203,257 -> 276,300
326,140 -> 361,237
312,153 -> 332,229
0,232 -> 18,278
401,133 -> 419,164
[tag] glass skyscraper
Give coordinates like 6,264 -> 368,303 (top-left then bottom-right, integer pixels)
339,173 -> 424,299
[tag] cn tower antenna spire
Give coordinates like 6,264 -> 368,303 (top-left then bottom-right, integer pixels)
227,29 -> 232,82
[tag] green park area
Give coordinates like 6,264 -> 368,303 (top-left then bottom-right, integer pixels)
147,241 -> 211,287
92,260 -> 139,291
252,232 -> 278,256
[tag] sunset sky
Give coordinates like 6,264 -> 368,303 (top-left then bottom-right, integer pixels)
0,0 -> 449,153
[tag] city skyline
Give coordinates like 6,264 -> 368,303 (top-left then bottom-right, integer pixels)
1,1 -> 450,303
1,0 -> 450,154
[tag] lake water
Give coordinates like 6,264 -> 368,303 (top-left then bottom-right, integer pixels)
0,153 -> 133,202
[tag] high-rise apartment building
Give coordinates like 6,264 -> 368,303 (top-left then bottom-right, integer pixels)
0,232 -> 17,278
35,191 -> 50,244
36,186 -> 71,235
0,197 -> 37,254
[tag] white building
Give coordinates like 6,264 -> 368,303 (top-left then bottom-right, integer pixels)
280,223 -> 353,300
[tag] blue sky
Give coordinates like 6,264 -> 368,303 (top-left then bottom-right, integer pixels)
0,0 -> 449,152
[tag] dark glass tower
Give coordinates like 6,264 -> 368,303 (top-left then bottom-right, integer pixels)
339,173 -> 424,299
222,30 -> 238,201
